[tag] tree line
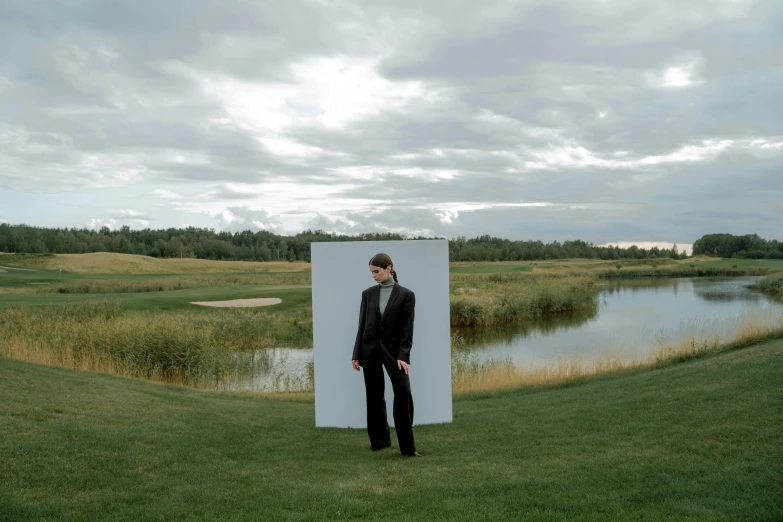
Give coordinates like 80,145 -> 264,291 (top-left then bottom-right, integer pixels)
692,233 -> 783,259
0,223 -> 700,262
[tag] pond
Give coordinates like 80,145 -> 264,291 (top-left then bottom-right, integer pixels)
454,276 -> 783,367
230,277 -> 783,391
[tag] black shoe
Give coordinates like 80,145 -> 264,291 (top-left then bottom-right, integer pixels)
402,452 -> 423,457
372,444 -> 391,451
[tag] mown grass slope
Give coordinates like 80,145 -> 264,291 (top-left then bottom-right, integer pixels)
2,339 -> 781,521
0,284 -> 311,312
0,252 -> 309,273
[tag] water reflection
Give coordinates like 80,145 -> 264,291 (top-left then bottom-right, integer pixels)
225,276 -> 783,392
600,278 -> 681,295
226,348 -> 313,392
600,277 -> 768,303
463,276 -> 782,366
452,307 -> 598,350
691,277 -> 766,303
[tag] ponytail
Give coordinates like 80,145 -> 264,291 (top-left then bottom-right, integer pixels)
369,253 -> 399,283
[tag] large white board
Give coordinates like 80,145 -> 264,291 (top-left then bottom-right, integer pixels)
311,239 -> 452,428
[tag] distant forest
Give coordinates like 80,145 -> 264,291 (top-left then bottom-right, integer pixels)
0,223 -> 783,261
0,224 -> 771,262
0,223 -> 691,262
692,233 -> 783,259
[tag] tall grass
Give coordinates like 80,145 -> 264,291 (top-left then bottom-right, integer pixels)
595,265 -> 773,279
4,301 -> 782,395
0,301 -> 312,388
450,309 -> 783,394
449,273 -> 598,326
222,349 -> 315,393
753,272 -> 783,295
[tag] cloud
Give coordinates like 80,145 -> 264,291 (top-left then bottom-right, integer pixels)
87,216 -> 150,229
647,53 -> 705,89
303,208 -> 451,237
600,241 -> 694,256
84,209 -> 153,230
87,218 -> 117,230
0,0 -> 781,245
215,206 -> 284,233
148,189 -> 183,199
108,209 -> 151,220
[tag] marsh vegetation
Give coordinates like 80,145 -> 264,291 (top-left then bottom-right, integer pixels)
1,253 -> 783,394
449,272 -> 597,326
0,301 -> 312,389
753,272 -> 783,295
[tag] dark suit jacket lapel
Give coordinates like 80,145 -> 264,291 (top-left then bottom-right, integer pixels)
380,283 -> 400,323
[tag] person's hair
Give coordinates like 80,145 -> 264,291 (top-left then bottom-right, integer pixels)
369,253 -> 398,283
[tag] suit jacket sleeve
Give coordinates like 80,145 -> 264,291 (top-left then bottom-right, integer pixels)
352,291 -> 366,360
397,291 -> 415,363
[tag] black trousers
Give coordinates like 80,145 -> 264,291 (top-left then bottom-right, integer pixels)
362,359 -> 416,455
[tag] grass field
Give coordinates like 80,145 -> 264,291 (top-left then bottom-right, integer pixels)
0,284 -> 311,312
1,338 -> 781,521
0,252 -> 310,273
451,256 -> 783,278
449,262 -> 535,273
3,252 -> 782,281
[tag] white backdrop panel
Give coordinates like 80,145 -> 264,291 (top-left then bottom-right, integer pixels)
311,239 -> 452,428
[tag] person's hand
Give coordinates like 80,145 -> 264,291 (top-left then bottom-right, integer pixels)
351,359 -> 360,371
397,360 -> 409,375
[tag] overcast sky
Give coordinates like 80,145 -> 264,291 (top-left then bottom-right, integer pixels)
0,0 -> 781,249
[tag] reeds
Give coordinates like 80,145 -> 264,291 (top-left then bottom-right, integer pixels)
595,265 -> 773,279
221,349 -> 315,393
0,301 -> 313,388
449,273 -> 598,326
753,272 -> 783,295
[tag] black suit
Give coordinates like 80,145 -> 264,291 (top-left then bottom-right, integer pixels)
352,282 -> 417,454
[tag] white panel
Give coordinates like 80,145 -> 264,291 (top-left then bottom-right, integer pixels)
312,239 -> 452,428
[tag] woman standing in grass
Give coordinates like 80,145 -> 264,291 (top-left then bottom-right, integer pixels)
351,253 -> 421,457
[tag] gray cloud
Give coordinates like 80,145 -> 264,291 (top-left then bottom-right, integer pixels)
0,0 -> 781,244
216,206 -> 284,233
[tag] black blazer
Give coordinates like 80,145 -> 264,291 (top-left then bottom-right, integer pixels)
352,282 -> 416,366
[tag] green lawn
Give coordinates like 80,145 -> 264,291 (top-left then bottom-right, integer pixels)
0,284 -> 312,313
2,340 -> 782,521
0,267 -> 142,288
695,258 -> 783,270
0,264 -> 313,313
0,268 -> 305,289
449,263 -> 535,274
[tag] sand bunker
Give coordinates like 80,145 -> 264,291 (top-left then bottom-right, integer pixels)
191,298 -> 282,308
